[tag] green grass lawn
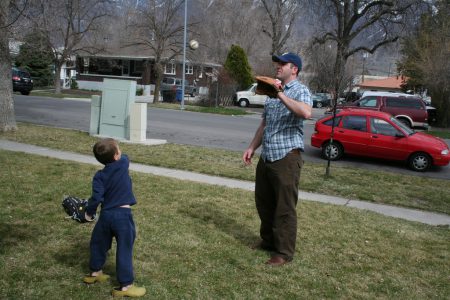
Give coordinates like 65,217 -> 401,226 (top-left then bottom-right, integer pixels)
0,150 -> 449,299
428,130 -> 450,139
149,102 -> 248,116
30,89 -> 101,99
1,122 -> 450,215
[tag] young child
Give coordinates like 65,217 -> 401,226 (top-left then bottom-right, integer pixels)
83,138 -> 146,298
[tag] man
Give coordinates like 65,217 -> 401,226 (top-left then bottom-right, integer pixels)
242,52 -> 312,266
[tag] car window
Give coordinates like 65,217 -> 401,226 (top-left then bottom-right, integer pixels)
342,115 -> 367,132
323,116 -> 342,127
358,97 -> 377,107
390,117 -> 415,135
19,70 -> 30,78
385,97 -> 422,109
370,118 -> 402,136
12,68 -> 30,78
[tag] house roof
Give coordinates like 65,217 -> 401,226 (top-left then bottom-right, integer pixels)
357,76 -> 407,89
77,52 -> 221,68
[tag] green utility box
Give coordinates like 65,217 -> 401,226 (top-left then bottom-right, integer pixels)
98,79 -> 136,140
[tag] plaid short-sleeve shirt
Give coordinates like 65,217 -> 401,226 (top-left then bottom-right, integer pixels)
261,79 -> 312,162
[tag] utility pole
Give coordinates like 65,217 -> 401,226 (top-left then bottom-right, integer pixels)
180,0 -> 187,110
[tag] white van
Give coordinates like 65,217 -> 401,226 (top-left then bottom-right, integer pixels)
234,83 -> 267,107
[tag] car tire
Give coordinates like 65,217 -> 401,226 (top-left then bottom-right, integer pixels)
238,99 -> 249,107
408,152 -> 431,172
20,91 -> 30,95
316,102 -> 323,108
396,117 -> 411,128
322,141 -> 343,161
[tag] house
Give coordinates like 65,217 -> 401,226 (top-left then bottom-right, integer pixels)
75,53 -> 221,97
357,76 -> 407,93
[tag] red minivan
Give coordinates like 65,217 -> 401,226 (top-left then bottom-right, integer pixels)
337,94 -> 429,129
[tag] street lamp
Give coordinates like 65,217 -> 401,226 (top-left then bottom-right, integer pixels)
180,0 -> 198,110
181,0 -> 188,110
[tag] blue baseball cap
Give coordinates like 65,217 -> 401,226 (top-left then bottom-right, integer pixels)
272,52 -> 302,71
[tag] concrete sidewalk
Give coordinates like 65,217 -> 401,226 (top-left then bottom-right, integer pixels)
1,139 -> 449,226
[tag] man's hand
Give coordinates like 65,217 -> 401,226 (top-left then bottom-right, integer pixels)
272,80 -> 283,94
242,148 -> 254,165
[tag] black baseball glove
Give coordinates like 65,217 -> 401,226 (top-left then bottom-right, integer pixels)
62,195 -> 95,223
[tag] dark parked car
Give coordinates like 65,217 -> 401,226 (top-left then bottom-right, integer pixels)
312,94 -> 331,108
12,67 -> 33,95
338,91 -> 361,104
311,109 -> 450,172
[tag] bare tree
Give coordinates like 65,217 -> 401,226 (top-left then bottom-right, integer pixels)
305,0 -> 424,175
0,0 -> 29,132
304,40 -> 357,97
125,0 -> 191,102
304,42 -> 335,93
309,0 -> 424,105
27,0 -> 111,94
194,0 -> 270,68
398,1 -> 450,127
260,0 -> 299,55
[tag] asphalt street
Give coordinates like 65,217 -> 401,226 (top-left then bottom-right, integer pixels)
12,94 -> 450,180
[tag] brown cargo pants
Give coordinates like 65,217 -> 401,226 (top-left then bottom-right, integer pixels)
255,150 -> 303,261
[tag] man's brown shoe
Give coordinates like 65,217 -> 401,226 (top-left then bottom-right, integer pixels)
265,256 -> 289,266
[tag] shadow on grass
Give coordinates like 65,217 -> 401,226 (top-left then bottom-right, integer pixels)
52,234 -> 117,280
179,201 -> 259,247
53,239 -> 91,267
0,222 -> 35,254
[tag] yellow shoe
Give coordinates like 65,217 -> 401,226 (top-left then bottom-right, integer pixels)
83,273 -> 110,284
112,285 -> 146,297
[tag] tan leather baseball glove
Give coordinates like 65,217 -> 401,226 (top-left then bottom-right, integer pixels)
255,76 -> 283,98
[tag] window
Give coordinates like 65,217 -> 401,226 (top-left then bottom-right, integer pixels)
130,60 -> 143,76
164,63 -> 175,75
342,115 -> 367,131
370,118 -> 401,136
358,97 -> 377,107
162,77 -> 175,84
385,97 -> 422,109
323,116 -> 342,127
185,65 -> 193,74
91,59 -> 121,75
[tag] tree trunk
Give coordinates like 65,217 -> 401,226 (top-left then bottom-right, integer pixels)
332,46 -> 346,106
326,44 -> 346,176
0,1 -> 17,132
54,61 -> 62,94
153,61 -> 163,103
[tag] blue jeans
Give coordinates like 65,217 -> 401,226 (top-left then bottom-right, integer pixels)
89,207 -> 136,286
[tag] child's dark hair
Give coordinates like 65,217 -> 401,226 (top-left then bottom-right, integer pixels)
93,138 -> 118,165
